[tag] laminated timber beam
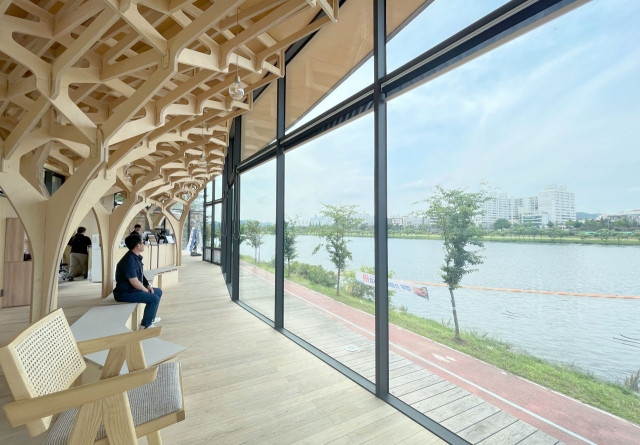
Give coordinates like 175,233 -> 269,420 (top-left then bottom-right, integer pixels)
0,0 -> 338,321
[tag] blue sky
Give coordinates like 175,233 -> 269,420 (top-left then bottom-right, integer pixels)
241,0 -> 640,222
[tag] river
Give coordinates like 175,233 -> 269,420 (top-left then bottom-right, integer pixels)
241,235 -> 640,383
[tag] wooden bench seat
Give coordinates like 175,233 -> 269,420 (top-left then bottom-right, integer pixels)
70,303 -> 186,383
144,266 -> 179,289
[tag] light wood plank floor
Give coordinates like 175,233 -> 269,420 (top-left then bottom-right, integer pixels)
0,255 -> 445,445
238,264 -> 565,445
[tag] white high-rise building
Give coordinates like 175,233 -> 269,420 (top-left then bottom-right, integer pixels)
477,185 -> 575,228
479,192 -> 517,228
537,184 -> 576,225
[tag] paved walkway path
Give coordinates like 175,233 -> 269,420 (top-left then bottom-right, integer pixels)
240,262 -> 640,445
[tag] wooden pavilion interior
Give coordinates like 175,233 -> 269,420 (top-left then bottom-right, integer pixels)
0,0 -> 590,444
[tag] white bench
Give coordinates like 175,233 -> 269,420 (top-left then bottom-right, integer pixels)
70,302 -> 186,383
144,266 -> 179,289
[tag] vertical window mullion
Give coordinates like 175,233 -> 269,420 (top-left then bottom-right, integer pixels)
373,0 -> 389,397
274,76 -> 286,329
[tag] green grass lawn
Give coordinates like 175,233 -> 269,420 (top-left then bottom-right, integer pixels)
241,255 -> 640,424
339,232 -> 640,246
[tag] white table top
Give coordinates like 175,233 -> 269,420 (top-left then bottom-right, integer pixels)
70,303 -> 186,374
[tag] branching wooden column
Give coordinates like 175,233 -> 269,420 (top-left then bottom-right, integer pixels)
0,0 -> 338,320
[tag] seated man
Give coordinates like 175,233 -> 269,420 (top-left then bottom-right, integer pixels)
114,235 -> 163,329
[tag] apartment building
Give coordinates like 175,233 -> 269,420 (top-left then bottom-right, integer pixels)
478,185 -> 575,228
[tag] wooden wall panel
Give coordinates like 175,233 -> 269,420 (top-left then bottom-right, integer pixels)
5,219 -> 26,263
2,262 -> 32,308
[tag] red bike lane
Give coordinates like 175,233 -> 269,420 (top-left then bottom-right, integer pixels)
241,263 -> 640,445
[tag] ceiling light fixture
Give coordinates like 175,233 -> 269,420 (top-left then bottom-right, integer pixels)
198,125 -> 207,168
124,163 -> 132,183
228,8 -> 245,101
198,152 -> 207,168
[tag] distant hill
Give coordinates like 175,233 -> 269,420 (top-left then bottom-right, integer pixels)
577,212 -> 599,220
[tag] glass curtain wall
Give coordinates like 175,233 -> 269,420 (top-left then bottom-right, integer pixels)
386,0 -> 508,72
285,114 -> 376,383
203,181 -> 213,262
213,203 -> 221,263
186,190 -> 204,255
384,1 -> 639,444
203,179 -> 224,265
219,1 -> 640,444
239,160 -> 277,321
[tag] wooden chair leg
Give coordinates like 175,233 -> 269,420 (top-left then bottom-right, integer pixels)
147,431 -> 163,445
102,392 -> 138,445
67,402 -> 102,445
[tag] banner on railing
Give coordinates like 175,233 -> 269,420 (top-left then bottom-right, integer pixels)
355,271 -> 429,299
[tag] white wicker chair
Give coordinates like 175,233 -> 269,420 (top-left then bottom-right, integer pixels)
0,309 -> 184,445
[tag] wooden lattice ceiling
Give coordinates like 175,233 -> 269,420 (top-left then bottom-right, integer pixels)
0,0 -> 337,205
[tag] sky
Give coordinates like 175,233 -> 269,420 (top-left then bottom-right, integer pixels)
240,0 -> 640,223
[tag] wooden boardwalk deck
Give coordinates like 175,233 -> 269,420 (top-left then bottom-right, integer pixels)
239,265 -> 566,445
1,256 -> 447,445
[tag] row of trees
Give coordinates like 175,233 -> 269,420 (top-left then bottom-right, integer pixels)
241,186 -> 486,342
292,217 -> 640,245
241,203 -> 362,295
490,219 -> 639,244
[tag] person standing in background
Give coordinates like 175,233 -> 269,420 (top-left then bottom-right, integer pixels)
130,224 -> 143,237
67,227 -> 91,281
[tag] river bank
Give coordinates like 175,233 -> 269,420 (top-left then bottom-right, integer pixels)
240,254 -> 640,425
294,231 -> 640,246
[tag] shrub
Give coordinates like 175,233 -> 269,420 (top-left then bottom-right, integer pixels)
342,265 -> 396,301
624,369 -> 640,393
289,261 -> 336,288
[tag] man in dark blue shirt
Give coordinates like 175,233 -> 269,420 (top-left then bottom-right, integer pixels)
113,235 -> 163,329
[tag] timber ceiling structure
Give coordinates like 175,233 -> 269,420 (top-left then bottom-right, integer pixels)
0,0 -> 338,207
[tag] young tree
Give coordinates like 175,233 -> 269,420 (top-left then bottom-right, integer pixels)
313,204 -> 363,295
547,228 -> 561,242
493,218 -> 511,230
284,216 -> 299,277
529,227 -> 540,241
598,229 -> 612,245
416,185 -> 488,341
242,220 -> 264,263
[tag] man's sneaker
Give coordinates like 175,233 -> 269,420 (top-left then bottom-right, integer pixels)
152,317 -> 162,323
142,323 -> 156,329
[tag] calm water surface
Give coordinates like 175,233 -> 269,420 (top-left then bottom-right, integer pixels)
242,236 -> 640,382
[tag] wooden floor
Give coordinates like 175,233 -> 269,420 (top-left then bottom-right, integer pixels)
239,265 -> 565,445
0,256 -> 446,445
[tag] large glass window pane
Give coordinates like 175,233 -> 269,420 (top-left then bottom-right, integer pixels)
186,191 -> 204,255
242,84 -> 276,161
205,181 -> 213,203
214,177 -> 222,201
204,204 -> 212,247
387,0 -> 507,72
213,204 -> 221,249
386,2 -> 640,444
285,114 -> 376,383
239,159 -> 276,320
